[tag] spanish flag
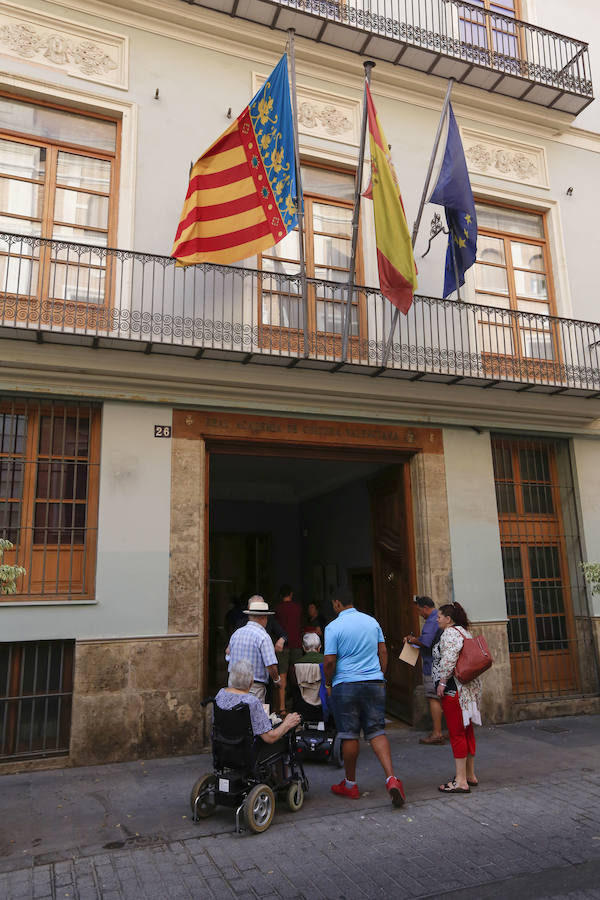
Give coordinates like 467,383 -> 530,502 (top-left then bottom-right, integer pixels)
173,55 -> 299,266
365,83 -> 417,314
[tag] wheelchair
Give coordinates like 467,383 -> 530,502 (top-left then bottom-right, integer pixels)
190,700 -> 309,834
292,683 -> 343,767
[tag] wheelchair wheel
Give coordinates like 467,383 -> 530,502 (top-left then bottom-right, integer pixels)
190,773 -> 217,819
331,734 -> 344,768
244,783 -> 275,833
286,781 -> 304,812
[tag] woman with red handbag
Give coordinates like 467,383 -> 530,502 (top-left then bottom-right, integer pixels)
432,602 -> 483,794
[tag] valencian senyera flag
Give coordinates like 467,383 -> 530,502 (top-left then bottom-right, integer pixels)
365,82 -> 417,315
172,55 -> 299,266
429,103 -> 477,298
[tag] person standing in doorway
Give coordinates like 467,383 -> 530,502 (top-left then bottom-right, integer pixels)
274,584 -> 303,714
324,589 -> 406,807
403,596 -> 446,745
227,595 -> 280,703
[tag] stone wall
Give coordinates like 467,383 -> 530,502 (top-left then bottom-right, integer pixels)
473,621 -> 512,724
70,635 -> 204,765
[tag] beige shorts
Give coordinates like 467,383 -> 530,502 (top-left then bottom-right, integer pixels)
249,681 -> 267,702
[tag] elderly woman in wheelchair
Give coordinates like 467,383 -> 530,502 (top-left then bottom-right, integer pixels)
190,659 -> 309,833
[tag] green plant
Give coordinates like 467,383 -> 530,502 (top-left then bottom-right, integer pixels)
581,561 -> 600,596
0,538 -> 26,595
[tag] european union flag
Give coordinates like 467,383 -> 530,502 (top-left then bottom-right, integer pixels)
429,104 -> 477,299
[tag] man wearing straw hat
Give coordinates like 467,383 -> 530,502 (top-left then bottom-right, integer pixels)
227,595 -> 280,703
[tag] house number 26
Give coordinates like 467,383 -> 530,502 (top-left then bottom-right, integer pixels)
154,425 -> 172,438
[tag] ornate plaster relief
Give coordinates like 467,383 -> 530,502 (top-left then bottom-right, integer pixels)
0,1 -> 128,89
253,72 -> 360,147
462,128 -> 549,189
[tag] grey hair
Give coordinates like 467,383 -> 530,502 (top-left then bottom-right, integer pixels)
302,632 -> 321,652
228,659 -> 254,691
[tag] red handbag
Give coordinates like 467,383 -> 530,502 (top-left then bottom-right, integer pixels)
453,627 -> 493,683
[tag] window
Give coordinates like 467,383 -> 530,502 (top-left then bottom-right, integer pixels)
0,398 -> 100,599
259,165 -> 365,353
0,640 -> 74,760
0,95 -> 119,308
459,1 -> 521,61
492,436 -> 579,699
474,202 -> 559,369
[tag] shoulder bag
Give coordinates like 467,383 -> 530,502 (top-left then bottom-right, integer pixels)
453,627 -> 493,683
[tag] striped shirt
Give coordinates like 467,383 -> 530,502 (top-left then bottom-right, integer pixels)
228,621 -> 277,684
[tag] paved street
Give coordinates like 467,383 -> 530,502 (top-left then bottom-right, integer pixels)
1,715 -> 599,899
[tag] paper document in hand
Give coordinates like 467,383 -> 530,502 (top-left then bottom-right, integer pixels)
399,642 -> 420,666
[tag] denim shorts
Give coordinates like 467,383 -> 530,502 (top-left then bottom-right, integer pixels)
331,680 -> 386,740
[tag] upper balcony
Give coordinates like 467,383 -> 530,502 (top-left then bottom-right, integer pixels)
1,232 -> 600,398
182,0 -> 593,114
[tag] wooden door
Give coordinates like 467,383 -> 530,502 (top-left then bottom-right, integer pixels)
369,465 -> 416,721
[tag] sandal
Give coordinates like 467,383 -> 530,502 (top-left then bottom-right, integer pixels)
438,780 -> 470,794
467,779 -> 479,787
419,734 -> 446,745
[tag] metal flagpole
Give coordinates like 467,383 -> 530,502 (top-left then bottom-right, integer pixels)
381,78 -> 455,368
340,60 -> 375,363
287,29 -> 309,357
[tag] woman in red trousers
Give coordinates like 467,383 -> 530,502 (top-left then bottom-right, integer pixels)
432,602 -> 482,794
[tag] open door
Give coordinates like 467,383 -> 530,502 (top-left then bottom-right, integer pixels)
369,465 -> 416,722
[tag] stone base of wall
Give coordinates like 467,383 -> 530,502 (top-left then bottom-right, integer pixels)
472,620 -> 512,724
512,695 -> 600,721
69,634 -> 205,766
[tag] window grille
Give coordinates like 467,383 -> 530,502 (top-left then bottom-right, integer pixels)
492,436 -> 585,699
0,640 -> 74,760
0,397 -> 100,598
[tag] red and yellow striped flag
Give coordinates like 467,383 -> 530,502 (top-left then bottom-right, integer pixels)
172,55 -> 299,266
365,83 -> 417,314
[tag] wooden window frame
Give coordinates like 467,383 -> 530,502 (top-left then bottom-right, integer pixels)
0,92 -> 121,325
258,162 -> 367,358
0,400 -> 100,602
474,199 -> 564,380
459,0 -> 524,65
493,437 -> 580,698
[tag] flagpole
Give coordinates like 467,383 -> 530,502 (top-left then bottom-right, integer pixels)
287,29 -> 309,358
340,60 -> 375,363
381,78 -> 455,367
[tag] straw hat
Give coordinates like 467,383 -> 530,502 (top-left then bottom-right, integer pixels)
244,595 -> 274,616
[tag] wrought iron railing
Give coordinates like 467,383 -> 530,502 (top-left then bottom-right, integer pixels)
1,232 -> 600,392
183,0 -> 593,104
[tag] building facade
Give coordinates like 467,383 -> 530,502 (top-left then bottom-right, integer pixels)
1,0 -> 600,768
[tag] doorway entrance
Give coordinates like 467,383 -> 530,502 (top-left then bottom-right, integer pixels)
207,450 -> 417,720
172,410 -> 446,724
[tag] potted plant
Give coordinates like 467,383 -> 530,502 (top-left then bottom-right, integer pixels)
0,538 -> 26,595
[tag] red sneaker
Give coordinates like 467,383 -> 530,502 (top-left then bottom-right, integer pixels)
387,776 -> 406,807
331,779 -> 360,799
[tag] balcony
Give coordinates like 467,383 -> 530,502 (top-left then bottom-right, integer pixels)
182,0 -> 593,114
1,232 -> 600,397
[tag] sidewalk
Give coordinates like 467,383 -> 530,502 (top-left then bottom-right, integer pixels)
0,715 -> 599,899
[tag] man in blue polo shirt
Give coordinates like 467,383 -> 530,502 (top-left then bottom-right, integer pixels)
324,589 -> 406,807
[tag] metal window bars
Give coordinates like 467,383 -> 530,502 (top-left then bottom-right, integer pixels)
491,436 -> 600,701
0,640 -> 74,761
1,232 -> 600,394
0,395 -> 97,598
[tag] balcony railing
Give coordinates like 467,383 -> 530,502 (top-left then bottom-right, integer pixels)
1,232 -> 600,396
182,0 -> 593,113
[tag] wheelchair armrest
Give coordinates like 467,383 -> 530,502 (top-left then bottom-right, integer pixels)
201,696 -> 216,708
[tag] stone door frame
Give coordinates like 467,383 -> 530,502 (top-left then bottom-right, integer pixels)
169,410 -> 452,699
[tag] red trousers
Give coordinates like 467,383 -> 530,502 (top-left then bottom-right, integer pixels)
442,692 -> 476,759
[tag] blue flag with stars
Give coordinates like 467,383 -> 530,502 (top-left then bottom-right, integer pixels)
429,103 -> 477,298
